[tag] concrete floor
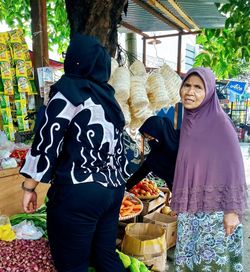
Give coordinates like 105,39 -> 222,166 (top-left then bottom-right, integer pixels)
167,143 -> 250,272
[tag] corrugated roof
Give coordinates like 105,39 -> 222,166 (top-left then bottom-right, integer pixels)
120,0 -> 227,33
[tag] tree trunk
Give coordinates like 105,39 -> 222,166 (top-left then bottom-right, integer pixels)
65,0 -> 128,56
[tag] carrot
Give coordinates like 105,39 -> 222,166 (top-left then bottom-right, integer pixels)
123,200 -> 134,206
132,205 -> 142,211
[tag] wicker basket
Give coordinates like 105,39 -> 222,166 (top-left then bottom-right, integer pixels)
147,70 -> 170,110
129,74 -> 153,129
111,67 -> 130,103
117,101 -> 131,126
160,64 -> 181,105
130,60 -> 147,76
111,57 -> 119,77
130,75 -> 148,108
119,193 -> 143,221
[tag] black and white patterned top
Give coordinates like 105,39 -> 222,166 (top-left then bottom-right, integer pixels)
20,91 -> 129,188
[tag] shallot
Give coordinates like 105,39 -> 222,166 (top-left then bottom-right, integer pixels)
0,239 -> 56,272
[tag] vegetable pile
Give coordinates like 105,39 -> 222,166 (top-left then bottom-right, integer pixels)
129,179 -> 160,199
116,250 -> 150,272
119,194 -> 143,219
0,239 -> 56,272
10,204 -> 47,239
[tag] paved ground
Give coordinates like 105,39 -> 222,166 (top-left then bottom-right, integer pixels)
167,143 -> 250,271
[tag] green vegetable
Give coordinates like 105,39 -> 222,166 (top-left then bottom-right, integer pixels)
139,262 -> 150,272
88,267 -> 96,272
116,249 -> 131,268
10,204 -> 48,239
130,257 -> 140,272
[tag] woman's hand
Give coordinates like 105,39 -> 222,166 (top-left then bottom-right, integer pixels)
22,178 -> 39,213
22,191 -> 38,213
223,212 -> 240,236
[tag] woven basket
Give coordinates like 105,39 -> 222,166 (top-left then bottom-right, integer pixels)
129,74 -> 154,129
160,64 -> 181,105
147,70 -> 170,110
119,101 -> 131,126
130,75 -> 149,108
130,60 -> 147,76
111,57 -> 119,77
129,99 -> 153,129
111,67 -> 130,103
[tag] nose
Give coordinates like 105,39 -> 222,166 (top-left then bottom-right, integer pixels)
186,86 -> 195,95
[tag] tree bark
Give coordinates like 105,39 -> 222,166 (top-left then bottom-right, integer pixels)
65,0 -> 128,56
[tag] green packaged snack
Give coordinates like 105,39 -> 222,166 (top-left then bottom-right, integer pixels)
16,59 -> 27,77
15,100 -> 27,116
0,95 -> 10,108
17,76 -> 30,93
16,115 -> 29,131
1,108 -> 13,125
3,78 -> 14,95
0,61 -> 12,79
3,124 -> 15,141
0,79 -> 5,94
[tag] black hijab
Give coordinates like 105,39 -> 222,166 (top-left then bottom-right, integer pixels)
139,116 -> 180,185
51,34 -> 125,131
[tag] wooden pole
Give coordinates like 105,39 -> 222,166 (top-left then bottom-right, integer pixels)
177,33 -> 182,75
40,0 -> 49,66
30,0 -> 49,108
142,37 -> 146,66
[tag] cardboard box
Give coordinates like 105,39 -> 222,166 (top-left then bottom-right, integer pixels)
140,192 -> 168,216
143,212 -> 177,249
0,167 -> 49,216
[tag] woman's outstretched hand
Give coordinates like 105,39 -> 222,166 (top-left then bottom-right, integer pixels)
223,212 -> 240,236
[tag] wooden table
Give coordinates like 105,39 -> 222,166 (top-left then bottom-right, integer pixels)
0,167 -> 49,216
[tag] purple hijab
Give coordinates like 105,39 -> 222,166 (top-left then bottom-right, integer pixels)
171,67 -> 247,217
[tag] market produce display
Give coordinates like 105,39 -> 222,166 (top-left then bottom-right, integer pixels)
129,179 -> 160,200
160,205 -> 177,217
116,250 -> 150,272
10,203 -> 47,239
0,239 -> 56,271
119,193 -> 143,220
0,29 -> 37,141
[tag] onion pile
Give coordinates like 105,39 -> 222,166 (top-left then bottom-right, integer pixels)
0,239 -> 56,272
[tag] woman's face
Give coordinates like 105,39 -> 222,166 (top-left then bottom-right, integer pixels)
180,74 -> 206,110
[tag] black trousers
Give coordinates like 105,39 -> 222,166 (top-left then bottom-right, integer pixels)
46,182 -> 126,272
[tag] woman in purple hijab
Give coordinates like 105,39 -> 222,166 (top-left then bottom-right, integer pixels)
171,67 -> 247,271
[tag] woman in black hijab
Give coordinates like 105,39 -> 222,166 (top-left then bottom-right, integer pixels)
20,34 -> 128,272
126,116 -> 180,191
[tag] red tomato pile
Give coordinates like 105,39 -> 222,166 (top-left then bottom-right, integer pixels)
129,179 -> 160,199
10,149 -> 29,166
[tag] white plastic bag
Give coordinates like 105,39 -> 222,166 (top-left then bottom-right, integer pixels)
12,220 -> 44,240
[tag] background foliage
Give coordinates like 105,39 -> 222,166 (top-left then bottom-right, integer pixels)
194,0 -> 250,79
0,0 -> 249,78
0,0 -> 69,56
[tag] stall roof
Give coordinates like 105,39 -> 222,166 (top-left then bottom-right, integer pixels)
120,0 -> 227,34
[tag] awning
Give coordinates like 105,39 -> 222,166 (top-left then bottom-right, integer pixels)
120,0 -> 227,35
